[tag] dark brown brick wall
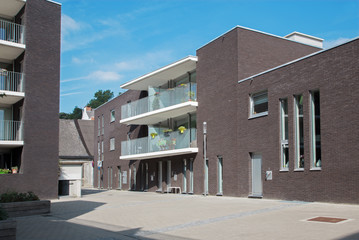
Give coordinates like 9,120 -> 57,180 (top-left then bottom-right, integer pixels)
0,0 -> 61,199
196,27 -> 321,197
237,39 -> 359,204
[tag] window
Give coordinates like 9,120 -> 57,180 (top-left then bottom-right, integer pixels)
101,141 -> 104,161
189,158 -> 194,193
217,156 -> 223,195
310,91 -> 321,169
101,115 -> 104,135
97,142 -> 101,161
97,116 -> 100,136
110,138 -> 115,151
204,158 -> 208,195
110,110 -> 115,122
250,91 -> 268,118
280,99 -> 289,170
294,95 -> 304,169
183,159 -> 187,193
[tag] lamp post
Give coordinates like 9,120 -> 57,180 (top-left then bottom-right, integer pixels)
203,122 -> 207,196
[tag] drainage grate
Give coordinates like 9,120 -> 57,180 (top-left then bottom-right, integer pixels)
308,217 -> 347,223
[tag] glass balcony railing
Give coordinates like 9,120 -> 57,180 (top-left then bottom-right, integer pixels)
0,120 -> 23,141
0,70 -> 24,92
0,19 -> 25,44
121,83 -> 197,119
121,128 -> 197,156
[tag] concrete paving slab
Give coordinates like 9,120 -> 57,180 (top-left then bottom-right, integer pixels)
16,189 -> 359,240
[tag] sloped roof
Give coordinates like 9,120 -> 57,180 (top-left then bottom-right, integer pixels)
59,119 -> 93,159
77,120 -> 94,156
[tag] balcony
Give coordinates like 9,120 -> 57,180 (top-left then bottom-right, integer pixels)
121,83 -> 197,125
0,120 -> 24,147
0,70 -> 25,104
0,19 -> 26,60
120,128 -> 198,160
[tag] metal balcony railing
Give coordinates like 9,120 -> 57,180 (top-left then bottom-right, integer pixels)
121,128 -> 197,156
121,83 -> 197,119
0,120 -> 23,141
0,19 -> 25,44
0,70 -> 24,92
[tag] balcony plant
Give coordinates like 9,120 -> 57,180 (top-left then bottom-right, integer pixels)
158,139 -> 167,150
0,169 -> 11,174
150,132 -> 158,139
163,129 -> 173,137
178,126 -> 187,134
188,91 -> 195,100
11,167 -> 18,174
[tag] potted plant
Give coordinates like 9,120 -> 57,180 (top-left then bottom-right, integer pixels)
150,132 -> 158,139
178,126 -> 187,134
11,167 -> 18,174
163,129 -> 173,137
0,169 -> 11,174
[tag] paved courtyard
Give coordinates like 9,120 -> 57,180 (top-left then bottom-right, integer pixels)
17,189 -> 359,240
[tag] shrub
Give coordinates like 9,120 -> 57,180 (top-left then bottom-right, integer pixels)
0,207 -> 8,220
0,191 -> 39,203
0,169 -> 11,174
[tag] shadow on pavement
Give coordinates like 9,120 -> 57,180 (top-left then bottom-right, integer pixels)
82,188 -> 108,196
339,232 -> 359,240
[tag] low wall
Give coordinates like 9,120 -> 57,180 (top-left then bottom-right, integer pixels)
0,200 -> 50,218
0,219 -> 16,240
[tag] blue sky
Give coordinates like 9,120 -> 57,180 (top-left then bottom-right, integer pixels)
58,0 -> 359,113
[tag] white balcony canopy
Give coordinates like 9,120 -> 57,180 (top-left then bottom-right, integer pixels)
120,56 -> 197,91
0,0 -> 25,19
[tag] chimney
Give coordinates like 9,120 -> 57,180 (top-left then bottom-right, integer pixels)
284,32 -> 323,48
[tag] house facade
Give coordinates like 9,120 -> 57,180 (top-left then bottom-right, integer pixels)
0,0 -> 61,199
94,26 -> 359,204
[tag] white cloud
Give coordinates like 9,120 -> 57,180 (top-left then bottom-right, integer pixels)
323,37 -> 352,49
72,57 -> 95,65
61,14 -> 82,36
89,71 -> 122,82
60,92 -> 83,97
114,50 -> 174,72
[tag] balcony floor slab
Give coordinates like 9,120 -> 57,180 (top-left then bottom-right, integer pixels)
120,147 -> 198,160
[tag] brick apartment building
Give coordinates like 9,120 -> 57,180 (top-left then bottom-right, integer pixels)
0,0 -> 61,199
94,26 -> 359,204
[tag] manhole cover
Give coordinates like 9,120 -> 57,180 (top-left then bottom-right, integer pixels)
308,217 -> 347,223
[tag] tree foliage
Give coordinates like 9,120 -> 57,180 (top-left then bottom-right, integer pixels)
87,90 -> 114,109
59,106 -> 82,119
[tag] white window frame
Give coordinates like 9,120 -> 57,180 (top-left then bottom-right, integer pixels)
110,138 -> 115,151
310,90 -> 321,170
294,94 -> 304,170
110,110 -> 115,123
249,91 -> 268,118
280,98 -> 289,171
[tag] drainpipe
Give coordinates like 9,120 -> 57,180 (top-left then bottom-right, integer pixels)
203,122 -> 207,196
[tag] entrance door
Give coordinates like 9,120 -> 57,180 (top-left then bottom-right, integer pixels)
251,153 -> 262,197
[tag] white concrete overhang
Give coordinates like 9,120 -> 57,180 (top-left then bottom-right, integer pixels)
120,147 -> 198,160
0,0 -> 25,18
120,56 -> 197,91
0,41 -> 25,60
0,91 -> 25,105
120,101 -> 198,125
0,141 -> 24,147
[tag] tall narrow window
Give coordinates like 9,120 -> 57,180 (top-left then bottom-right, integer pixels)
97,142 -> 101,161
157,161 -> 162,191
294,95 -> 304,169
204,158 -> 208,195
133,166 -> 136,190
110,138 -> 115,151
217,156 -> 223,195
280,99 -> 289,170
189,158 -> 194,193
101,114 -> 104,135
183,159 -> 187,193
101,141 -> 104,161
310,91 -> 321,169
97,116 -> 100,136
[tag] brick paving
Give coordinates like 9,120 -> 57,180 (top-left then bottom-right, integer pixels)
16,189 -> 359,240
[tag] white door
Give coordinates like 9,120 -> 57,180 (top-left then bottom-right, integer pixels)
251,154 -> 262,197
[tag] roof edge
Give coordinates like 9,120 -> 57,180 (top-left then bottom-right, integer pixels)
197,25 -> 323,51
238,37 -> 359,84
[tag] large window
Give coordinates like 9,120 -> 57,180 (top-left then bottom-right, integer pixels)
110,138 -> 115,151
294,95 -> 304,169
280,99 -> 289,170
110,110 -> 115,122
250,91 -> 268,118
310,91 -> 321,169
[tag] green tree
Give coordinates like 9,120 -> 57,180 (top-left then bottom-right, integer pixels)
59,106 -> 82,119
87,90 -> 114,109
